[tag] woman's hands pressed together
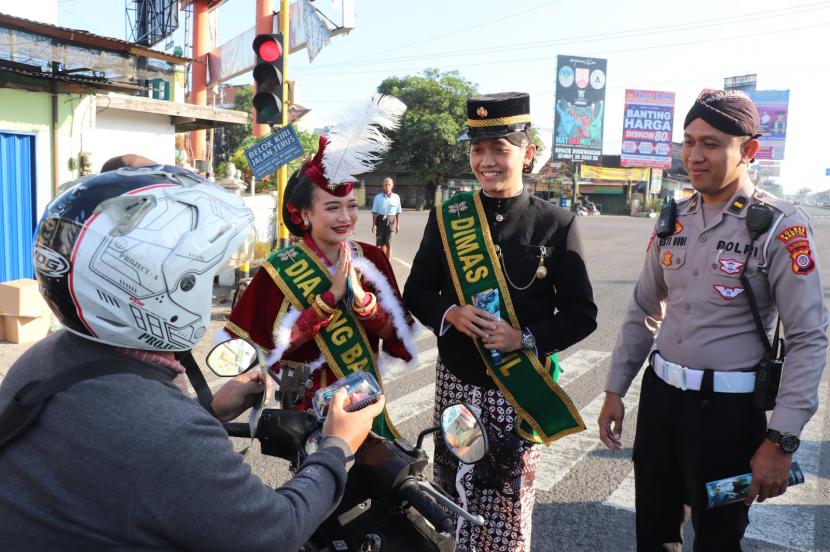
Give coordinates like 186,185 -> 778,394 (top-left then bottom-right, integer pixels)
329,242 -> 366,305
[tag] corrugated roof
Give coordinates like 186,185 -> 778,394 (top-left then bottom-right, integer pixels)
0,11 -> 190,65
0,63 -> 144,93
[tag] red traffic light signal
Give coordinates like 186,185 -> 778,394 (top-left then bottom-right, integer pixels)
252,34 -> 285,125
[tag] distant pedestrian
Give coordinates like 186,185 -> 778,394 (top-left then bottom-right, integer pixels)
371,177 -> 402,258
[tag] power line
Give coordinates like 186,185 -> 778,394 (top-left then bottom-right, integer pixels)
528,63 -> 830,96
302,1 -> 830,72
293,19 -> 830,78
325,0 -> 569,67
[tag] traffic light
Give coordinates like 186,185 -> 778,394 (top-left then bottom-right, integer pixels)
252,33 -> 285,125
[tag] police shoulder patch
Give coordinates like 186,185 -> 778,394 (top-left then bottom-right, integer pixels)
777,225 -> 808,243
776,225 -> 815,275
786,240 -> 816,275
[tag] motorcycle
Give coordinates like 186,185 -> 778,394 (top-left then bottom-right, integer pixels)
575,199 -> 600,217
206,338 -> 487,552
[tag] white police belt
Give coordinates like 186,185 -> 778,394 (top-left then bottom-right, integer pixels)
653,353 -> 755,393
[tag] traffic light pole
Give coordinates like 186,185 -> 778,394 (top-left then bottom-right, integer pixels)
276,0 -> 290,249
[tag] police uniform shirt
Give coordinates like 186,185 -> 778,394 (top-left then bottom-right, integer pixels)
607,180 -> 829,435
404,190 -> 598,388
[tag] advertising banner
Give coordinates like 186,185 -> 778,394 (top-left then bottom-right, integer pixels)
620,89 -> 675,169
580,165 -> 649,182
554,55 -> 607,163
747,90 -> 789,161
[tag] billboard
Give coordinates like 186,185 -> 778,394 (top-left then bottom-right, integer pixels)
553,55 -> 607,163
747,90 -> 789,161
130,0 -> 179,47
620,89 -> 675,169
724,74 -> 757,92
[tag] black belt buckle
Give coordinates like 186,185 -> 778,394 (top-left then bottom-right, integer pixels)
753,357 -> 783,410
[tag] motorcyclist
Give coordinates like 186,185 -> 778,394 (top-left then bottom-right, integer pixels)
0,166 -> 384,551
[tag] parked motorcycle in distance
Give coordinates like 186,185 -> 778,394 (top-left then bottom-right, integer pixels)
575,199 -> 601,216
207,338 -> 487,552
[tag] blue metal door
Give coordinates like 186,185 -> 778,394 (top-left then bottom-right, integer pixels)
0,132 -> 37,281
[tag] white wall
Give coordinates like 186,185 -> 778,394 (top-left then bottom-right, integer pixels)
93,109 -> 176,171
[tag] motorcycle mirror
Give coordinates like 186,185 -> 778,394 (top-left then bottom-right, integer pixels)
206,338 -> 257,377
440,403 -> 488,464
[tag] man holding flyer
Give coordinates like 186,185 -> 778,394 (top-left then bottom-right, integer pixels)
404,92 -> 597,551
598,89 -> 828,550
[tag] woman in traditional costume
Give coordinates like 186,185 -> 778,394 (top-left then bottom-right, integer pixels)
222,96 -> 417,438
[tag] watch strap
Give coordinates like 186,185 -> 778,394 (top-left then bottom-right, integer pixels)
766,429 -> 799,453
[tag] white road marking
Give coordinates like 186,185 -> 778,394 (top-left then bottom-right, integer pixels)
383,349 -> 613,492
744,380 -> 828,550
415,329 -> 436,346
557,350 -> 611,387
392,257 -> 412,269
535,367 -> 643,491
382,347 -> 438,387
603,470 -> 636,512
604,381 -> 828,552
384,349 -> 609,432
386,383 -> 436,427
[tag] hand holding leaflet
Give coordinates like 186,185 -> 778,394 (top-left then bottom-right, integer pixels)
706,461 -> 804,508
473,288 -> 502,364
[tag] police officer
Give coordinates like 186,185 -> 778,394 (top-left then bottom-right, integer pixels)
598,89 -> 828,550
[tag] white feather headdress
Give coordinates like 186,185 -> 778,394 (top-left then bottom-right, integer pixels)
321,95 -> 407,188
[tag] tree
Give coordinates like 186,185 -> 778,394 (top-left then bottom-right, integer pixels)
797,187 -> 811,201
377,69 -> 477,198
223,85 -> 254,161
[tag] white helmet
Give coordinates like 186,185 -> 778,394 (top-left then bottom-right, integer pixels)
34,166 -> 254,351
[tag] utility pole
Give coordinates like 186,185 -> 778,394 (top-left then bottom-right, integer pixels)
277,0 -> 290,248
571,161 -> 581,211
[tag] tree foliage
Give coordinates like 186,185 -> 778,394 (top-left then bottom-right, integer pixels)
377,69 -> 477,189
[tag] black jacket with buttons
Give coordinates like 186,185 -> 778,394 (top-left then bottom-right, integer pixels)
403,191 -> 598,387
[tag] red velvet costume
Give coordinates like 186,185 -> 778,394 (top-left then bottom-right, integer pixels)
225,234 -> 417,409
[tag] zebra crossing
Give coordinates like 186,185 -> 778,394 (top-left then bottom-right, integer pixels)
198,328 -> 826,550
378,331 -> 827,551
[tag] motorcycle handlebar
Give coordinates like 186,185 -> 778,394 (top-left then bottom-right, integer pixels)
397,478 -> 454,534
223,423 -> 251,438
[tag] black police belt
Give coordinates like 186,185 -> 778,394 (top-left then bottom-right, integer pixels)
652,352 -> 755,393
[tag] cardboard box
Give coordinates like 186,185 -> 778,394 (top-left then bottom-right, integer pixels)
0,315 -> 5,342
3,314 -> 50,344
0,279 -> 49,317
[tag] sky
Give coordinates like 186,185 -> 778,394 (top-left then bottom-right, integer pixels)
52,0 -> 830,194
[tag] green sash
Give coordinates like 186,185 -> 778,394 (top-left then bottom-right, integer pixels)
436,190 -> 585,445
263,242 -> 399,440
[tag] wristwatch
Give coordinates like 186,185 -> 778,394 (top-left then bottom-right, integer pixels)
766,429 -> 800,454
521,328 -> 536,351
